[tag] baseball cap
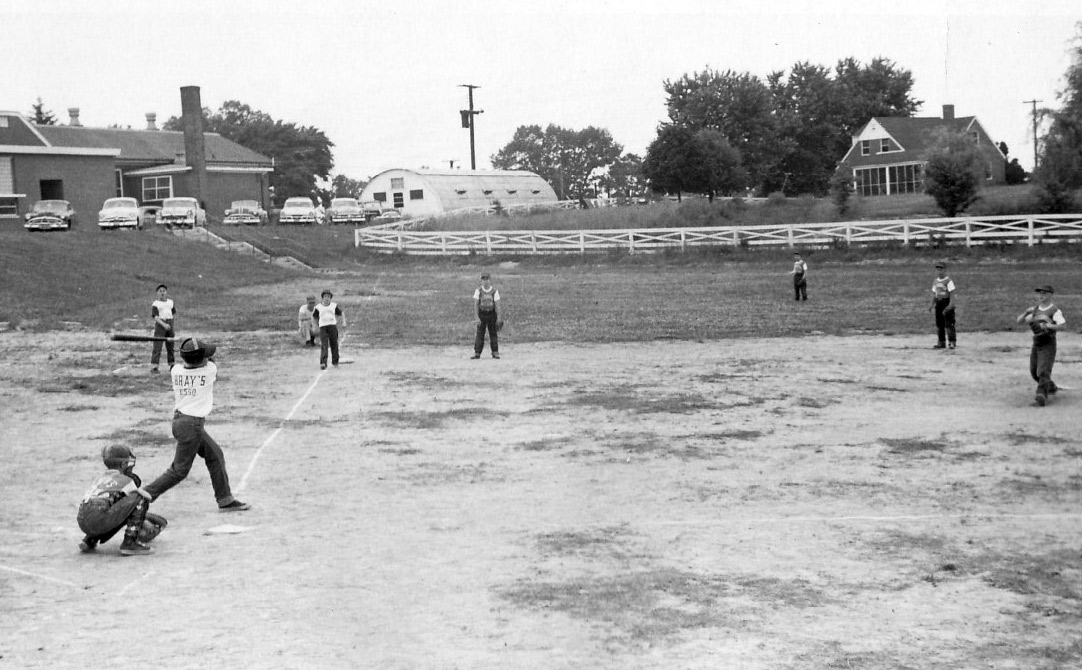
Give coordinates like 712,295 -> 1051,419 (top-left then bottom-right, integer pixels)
1035,285 -> 1054,293
480,273 -> 490,279
179,337 -> 216,361
934,261 -> 945,268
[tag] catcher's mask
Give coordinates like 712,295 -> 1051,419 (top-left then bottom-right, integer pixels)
102,445 -> 136,473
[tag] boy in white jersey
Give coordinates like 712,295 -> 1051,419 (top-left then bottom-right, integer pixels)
472,273 -> 501,359
789,252 -> 808,301
150,284 -> 177,373
143,337 -> 251,512
1016,285 -> 1066,406
313,289 -> 346,370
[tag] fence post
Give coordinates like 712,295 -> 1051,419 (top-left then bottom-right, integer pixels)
486,231 -> 491,255
903,221 -> 909,246
580,231 -> 585,254
965,219 -> 972,247
1028,216 -> 1035,246
846,223 -> 852,247
441,233 -> 447,254
531,231 -> 537,254
787,226 -> 794,249
397,230 -> 403,252
629,231 -> 635,254
681,229 -> 686,250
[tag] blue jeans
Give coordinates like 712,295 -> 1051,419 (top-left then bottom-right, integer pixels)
144,412 -> 237,506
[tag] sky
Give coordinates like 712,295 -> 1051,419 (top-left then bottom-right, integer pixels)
3,0 -> 1079,181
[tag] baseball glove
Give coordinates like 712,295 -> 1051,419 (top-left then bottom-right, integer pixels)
497,320 -> 505,332
1029,316 -> 1051,335
137,513 -> 168,543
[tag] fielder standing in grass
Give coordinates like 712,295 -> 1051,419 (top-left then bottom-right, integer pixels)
298,295 -> 318,347
1017,285 -> 1065,407
143,337 -> 251,512
790,252 -> 808,301
472,273 -> 501,359
313,289 -> 345,370
150,284 -> 176,373
929,262 -> 957,349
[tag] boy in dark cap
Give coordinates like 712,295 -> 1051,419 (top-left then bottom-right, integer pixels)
1017,286 -> 1066,406
143,337 -> 251,511
929,262 -> 957,349
472,273 -> 501,359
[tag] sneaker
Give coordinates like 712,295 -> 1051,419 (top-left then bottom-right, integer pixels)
1035,393 -> 1047,407
78,537 -> 98,553
492,352 -> 500,359
470,354 -> 481,359
948,343 -> 956,349
320,364 -> 327,370
933,343 -> 946,349
1048,383 -> 1058,395
219,500 -> 251,513
150,366 -> 159,373
119,539 -> 154,556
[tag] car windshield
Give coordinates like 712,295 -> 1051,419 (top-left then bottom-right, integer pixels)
104,198 -> 137,209
285,199 -> 313,208
163,199 -> 197,208
332,199 -> 358,208
33,200 -> 69,213
231,200 -> 258,210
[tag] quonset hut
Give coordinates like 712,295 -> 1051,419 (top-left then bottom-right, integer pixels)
359,168 -> 558,219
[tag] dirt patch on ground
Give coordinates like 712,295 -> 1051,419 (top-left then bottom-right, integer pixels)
0,331 -> 1079,669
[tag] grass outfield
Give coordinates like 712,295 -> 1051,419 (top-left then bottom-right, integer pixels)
1,225 -> 1078,342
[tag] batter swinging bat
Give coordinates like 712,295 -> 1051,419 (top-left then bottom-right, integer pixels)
110,333 -> 176,343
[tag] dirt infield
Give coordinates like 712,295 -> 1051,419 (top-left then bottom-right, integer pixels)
1,330 -> 1079,669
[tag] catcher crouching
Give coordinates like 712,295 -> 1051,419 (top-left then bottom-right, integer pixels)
77,445 -> 167,556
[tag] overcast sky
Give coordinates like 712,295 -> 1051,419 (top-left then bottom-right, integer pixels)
4,0 -> 1078,181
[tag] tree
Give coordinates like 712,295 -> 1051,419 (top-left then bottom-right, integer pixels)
330,175 -> 367,199
642,125 -> 746,200
30,97 -> 57,125
1033,22 -> 1082,212
491,124 -> 623,199
923,130 -> 986,217
163,101 -> 335,200
1005,159 -> 1027,185
600,153 -> 645,198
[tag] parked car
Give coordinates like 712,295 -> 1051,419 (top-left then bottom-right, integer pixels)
326,197 -> 366,225
138,206 -> 161,228
373,209 -> 403,224
361,201 -> 383,222
98,197 -> 142,230
278,197 -> 318,225
158,197 -> 207,229
25,199 -> 75,231
223,200 -> 268,226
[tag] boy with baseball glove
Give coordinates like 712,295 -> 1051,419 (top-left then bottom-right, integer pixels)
1016,285 -> 1066,406
77,445 -> 167,556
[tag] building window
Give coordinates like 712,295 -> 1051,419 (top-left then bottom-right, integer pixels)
854,167 -> 886,196
0,156 -> 14,194
390,178 -> 404,189
887,164 -> 923,194
0,197 -> 18,218
0,117 -> 9,128
456,189 -> 468,198
115,169 -> 124,197
393,192 -> 404,208
507,189 -> 517,195
985,162 -> 993,180
373,192 -> 387,202
482,189 -> 493,195
880,139 -> 894,153
860,140 -> 871,156
142,175 -> 172,202
970,131 -> 980,145
409,189 -> 423,200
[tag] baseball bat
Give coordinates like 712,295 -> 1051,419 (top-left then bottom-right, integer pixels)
110,333 -> 176,343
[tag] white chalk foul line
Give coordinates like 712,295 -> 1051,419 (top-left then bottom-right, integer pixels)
644,512 -> 1082,526
236,370 -> 325,493
0,564 -> 79,588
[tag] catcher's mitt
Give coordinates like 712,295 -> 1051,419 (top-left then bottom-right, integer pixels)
497,320 -> 505,332
137,513 -> 168,543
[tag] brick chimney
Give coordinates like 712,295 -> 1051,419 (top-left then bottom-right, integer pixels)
180,86 -> 207,207
68,107 -> 81,127
146,112 -> 158,131
942,104 -> 955,121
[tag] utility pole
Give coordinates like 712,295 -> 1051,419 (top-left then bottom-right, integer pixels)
459,84 -> 483,170
1023,99 -> 1042,171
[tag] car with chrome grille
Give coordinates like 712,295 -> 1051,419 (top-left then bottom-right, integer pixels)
326,197 -> 365,225
25,200 -> 75,231
98,197 -> 142,230
158,197 -> 206,229
278,197 -> 318,225
223,200 -> 268,226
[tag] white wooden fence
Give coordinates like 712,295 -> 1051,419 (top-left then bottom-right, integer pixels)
354,214 -> 1082,255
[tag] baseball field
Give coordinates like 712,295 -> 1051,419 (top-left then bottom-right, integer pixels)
0,242 -> 1080,668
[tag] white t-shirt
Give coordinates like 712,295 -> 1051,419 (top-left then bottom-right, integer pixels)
171,361 -> 216,418
152,298 -> 175,320
313,302 -> 342,328
473,287 -> 500,311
